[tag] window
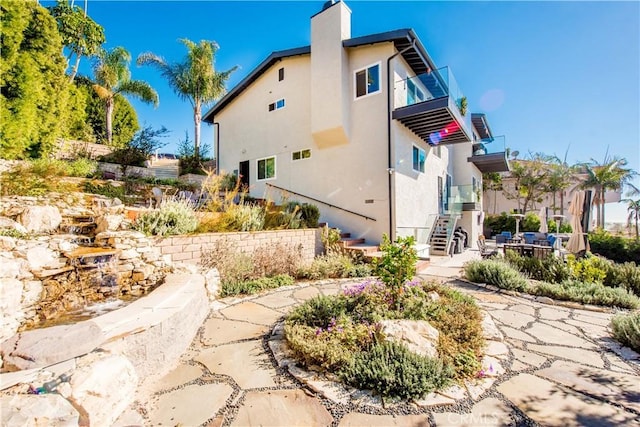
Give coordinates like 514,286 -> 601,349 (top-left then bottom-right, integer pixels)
268,98 -> 285,111
407,78 -> 425,105
355,63 -> 381,98
412,145 -> 425,173
257,156 -> 276,181
278,67 -> 284,81
292,149 -> 311,161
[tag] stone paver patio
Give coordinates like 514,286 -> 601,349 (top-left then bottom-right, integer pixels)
126,252 -> 640,426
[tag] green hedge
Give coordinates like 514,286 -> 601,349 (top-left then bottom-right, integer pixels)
589,230 -> 640,264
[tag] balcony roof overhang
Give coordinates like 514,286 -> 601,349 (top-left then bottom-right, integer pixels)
468,151 -> 511,173
392,96 -> 472,145
471,113 -> 493,140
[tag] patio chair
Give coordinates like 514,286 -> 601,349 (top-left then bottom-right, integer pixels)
478,237 -> 499,259
495,231 -> 512,244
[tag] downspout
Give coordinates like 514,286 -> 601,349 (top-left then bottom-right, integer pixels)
386,38 -> 416,240
213,122 -> 220,176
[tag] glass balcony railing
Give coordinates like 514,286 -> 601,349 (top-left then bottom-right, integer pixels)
450,184 -> 481,204
394,66 -> 471,128
472,135 -> 507,156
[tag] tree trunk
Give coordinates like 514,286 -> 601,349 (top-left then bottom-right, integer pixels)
193,104 -> 201,162
69,49 -> 82,82
635,213 -> 639,240
600,188 -> 606,228
106,97 -> 114,145
560,191 -> 565,216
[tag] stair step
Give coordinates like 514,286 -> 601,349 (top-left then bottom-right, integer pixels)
341,238 -> 365,247
344,244 -> 379,254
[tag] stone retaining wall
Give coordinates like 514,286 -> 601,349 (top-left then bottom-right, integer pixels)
97,162 -> 155,180
156,229 -> 323,265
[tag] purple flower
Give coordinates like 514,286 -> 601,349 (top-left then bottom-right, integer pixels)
315,328 -> 323,336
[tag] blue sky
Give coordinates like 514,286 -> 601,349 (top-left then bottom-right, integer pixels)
50,0 -> 639,221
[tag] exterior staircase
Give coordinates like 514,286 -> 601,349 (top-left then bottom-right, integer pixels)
148,159 -> 180,180
428,215 -> 458,256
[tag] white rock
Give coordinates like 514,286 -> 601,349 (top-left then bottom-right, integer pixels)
0,236 -> 16,251
95,214 -> 124,234
0,394 -> 79,427
118,249 -> 139,260
204,268 -> 220,301
0,254 -> 20,279
0,216 -> 28,233
71,354 -> 138,426
21,280 -> 43,308
379,319 -> 439,358
482,313 -> 504,341
0,278 -> 23,313
26,245 -> 58,271
18,206 -> 62,233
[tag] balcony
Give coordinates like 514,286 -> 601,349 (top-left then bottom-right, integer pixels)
467,135 -> 511,173
392,67 -> 473,145
448,184 -> 481,212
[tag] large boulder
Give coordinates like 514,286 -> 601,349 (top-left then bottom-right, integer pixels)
18,206 -> 62,233
379,319 -> 440,359
0,321 -> 104,370
0,278 -> 24,343
26,245 -> 60,271
70,354 -> 138,426
204,268 -> 221,301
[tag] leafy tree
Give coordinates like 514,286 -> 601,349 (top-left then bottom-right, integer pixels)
1,0 -> 72,158
580,152 -> 636,228
502,153 -> 548,214
92,46 -> 158,145
137,39 -> 237,161
100,125 -> 169,175
482,172 -> 503,214
48,0 -> 105,82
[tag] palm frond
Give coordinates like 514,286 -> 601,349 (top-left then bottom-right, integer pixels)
117,80 -> 159,107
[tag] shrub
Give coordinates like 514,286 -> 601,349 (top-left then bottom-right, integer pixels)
264,205 -> 302,230
321,225 -> 342,255
1,160 -> 78,196
589,229 -> 640,264
252,243 -> 304,278
201,204 -> 265,232
533,280 -> 640,309
296,253 -> 372,280
283,201 -> 320,228
611,311 -> 640,352
83,181 -> 126,200
201,240 -> 254,285
285,317 -> 375,371
605,262 -> 640,297
567,254 -> 608,284
504,250 -> 571,283
67,158 -> 98,177
339,341 -> 453,401
219,274 -> 294,297
374,235 -> 417,303
463,259 -> 530,291
134,199 -> 198,236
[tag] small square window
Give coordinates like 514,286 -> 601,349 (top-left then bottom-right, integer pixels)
301,149 -> 311,159
412,145 -> 425,173
278,67 -> 284,81
276,99 -> 285,109
257,156 -> 276,180
268,103 -> 275,111
292,151 -> 301,161
355,63 -> 381,98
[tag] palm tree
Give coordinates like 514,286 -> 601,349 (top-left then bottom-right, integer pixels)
137,39 -> 236,161
545,150 -> 574,216
625,198 -> 640,240
93,46 -> 158,145
580,152 -> 636,228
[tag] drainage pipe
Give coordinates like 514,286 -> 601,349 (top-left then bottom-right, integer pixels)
386,38 -> 416,240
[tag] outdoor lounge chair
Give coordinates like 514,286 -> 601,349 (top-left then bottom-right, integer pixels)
478,238 -> 499,259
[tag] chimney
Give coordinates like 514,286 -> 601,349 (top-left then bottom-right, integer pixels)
310,0 -> 351,147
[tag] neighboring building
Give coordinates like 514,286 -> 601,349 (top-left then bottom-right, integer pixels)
203,0 -> 509,252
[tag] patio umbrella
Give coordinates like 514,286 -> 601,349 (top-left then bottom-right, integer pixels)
566,191 -> 586,253
538,207 -> 548,234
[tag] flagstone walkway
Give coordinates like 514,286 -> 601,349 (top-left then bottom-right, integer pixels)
123,254 -> 640,427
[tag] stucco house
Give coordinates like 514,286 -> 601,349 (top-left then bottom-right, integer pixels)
203,0 -> 510,255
